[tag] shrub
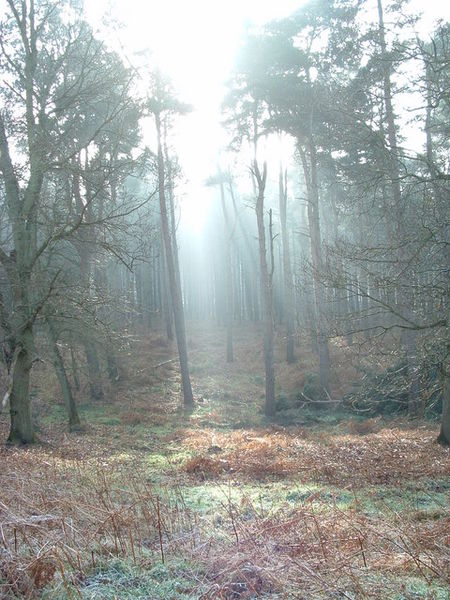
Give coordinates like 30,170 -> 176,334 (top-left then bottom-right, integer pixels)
344,356 -> 442,417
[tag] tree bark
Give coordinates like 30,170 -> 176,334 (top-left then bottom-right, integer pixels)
219,175 -> 234,362
437,340 -> 450,445
160,233 -> 174,341
299,144 -> 330,392
7,323 -> 34,444
69,335 -> 81,391
279,166 -> 295,363
46,320 -> 81,431
254,160 -> 275,417
155,111 -> 193,407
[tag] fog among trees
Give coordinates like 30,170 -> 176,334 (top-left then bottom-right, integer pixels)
0,1 -> 449,598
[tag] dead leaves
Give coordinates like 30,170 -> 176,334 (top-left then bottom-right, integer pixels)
178,425 -> 449,486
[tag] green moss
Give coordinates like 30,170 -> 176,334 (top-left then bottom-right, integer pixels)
359,481 -> 450,515
177,481 -> 357,516
40,402 -> 67,425
362,574 -> 450,600
43,558 -> 206,600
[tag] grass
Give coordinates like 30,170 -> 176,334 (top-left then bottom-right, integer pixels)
0,323 -> 449,599
63,559 -> 206,600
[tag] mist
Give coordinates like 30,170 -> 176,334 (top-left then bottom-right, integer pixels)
0,1 -> 449,598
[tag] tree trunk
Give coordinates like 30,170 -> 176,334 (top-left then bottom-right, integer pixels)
69,335 -> 81,391
8,326 -> 34,444
423,58 -> 449,442
228,179 -> 260,322
438,343 -> 450,445
0,113 -> 40,444
404,329 -> 420,416
84,341 -> 104,401
254,160 -> 275,417
46,320 -> 81,431
219,175 -> 233,362
279,166 -> 295,363
155,112 -> 193,407
106,346 -> 120,383
160,233 -> 174,341
299,145 -> 330,392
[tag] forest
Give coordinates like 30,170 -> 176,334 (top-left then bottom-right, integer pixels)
0,0 -> 449,598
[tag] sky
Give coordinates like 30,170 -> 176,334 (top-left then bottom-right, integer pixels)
85,0 -> 450,232
85,0 -> 304,231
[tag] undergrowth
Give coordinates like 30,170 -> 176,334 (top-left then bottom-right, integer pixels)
0,325 -> 449,599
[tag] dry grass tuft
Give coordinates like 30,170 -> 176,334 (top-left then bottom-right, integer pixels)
176,425 -> 449,486
348,417 -> 382,435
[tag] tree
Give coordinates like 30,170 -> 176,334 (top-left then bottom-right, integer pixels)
417,23 -> 450,442
146,73 -> 194,407
223,66 -> 277,416
254,158 -> 276,416
222,2 -> 360,392
206,169 -> 235,362
45,316 -> 81,431
278,165 -> 295,363
0,0 -> 141,442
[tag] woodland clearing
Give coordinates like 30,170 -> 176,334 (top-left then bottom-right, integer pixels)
0,325 -> 449,599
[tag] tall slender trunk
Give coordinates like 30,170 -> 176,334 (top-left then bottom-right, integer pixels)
437,311 -> 450,445
94,263 -> 120,382
135,265 -> 144,324
165,134 -> 182,295
228,179 -> 260,322
69,334 -> 80,391
160,234 -> 174,341
254,160 -> 275,417
219,175 -> 233,362
279,166 -> 295,363
424,59 -> 449,440
155,112 -> 193,407
299,144 -> 330,392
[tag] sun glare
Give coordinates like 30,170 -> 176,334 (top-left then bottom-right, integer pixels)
85,0 -> 449,236
84,0 -> 305,234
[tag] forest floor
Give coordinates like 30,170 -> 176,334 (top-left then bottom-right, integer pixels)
0,323 -> 449,599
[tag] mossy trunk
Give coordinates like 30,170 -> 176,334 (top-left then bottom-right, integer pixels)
8,327 -> 34,444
